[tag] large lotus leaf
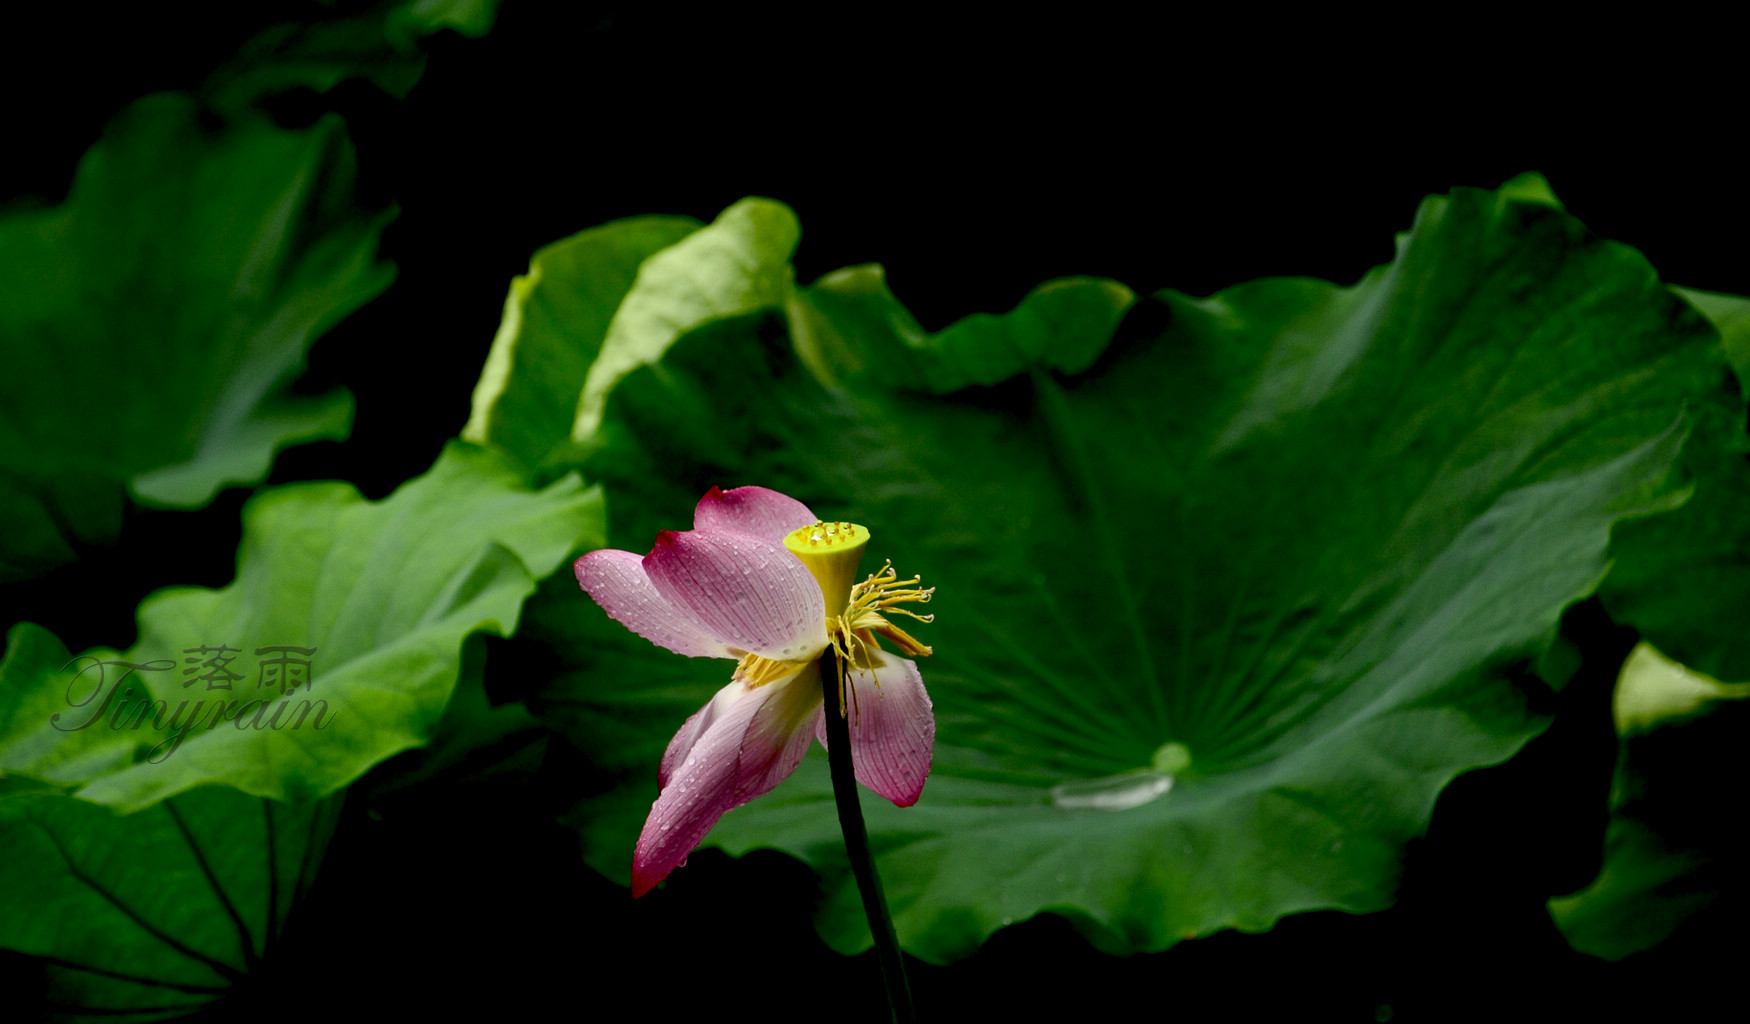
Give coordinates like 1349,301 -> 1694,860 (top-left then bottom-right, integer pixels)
0,441 -> 601,811
1676,288 -> 1750,389
787,264 -> 1132,391
565,198 -> 800,445
531,184 -> 1731,962
353,634 -> 549,803
462,214 -> 703,469
464,198 -> 798,471
0,778 -> 339,1020
397,0 -> 501,36
0,93 -> 393,581
1549,643 -> 1750,959
1554,285 -> 1750,956
1599,288 -> 1750,680
203,0 -> 503,110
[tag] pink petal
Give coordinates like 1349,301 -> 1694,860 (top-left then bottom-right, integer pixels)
644,529 -> 827,662
658,679 -> 740,788
693,485 -> 817,542
574,549 -> 736,659
817,652 -> 934,807
633,665 -> 825,897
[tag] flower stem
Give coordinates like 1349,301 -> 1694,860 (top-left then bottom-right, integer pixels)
820,647 -> 916,1024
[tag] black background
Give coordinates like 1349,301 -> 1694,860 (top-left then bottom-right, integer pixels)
3,6 -> 1741,1021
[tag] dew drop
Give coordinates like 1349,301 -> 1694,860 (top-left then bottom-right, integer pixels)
1049,770 -> 1172,811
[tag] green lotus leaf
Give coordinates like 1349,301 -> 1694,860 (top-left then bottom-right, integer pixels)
353,634 -> 549,802
787,264 -> 1133,391
1675,287 -> 1750,391
462,214 -> 703,470
1549,643 -> 1750,959
0,779 -> 339,1020
1494,170 -> 1564,209
1598,287 -> 1750,680
395,0 -> 501,37
0,93 -> 393,581
0,441 -> 601,811
463,197 -> 799,471
203,0 -> 503,110
530,183 -> 1731,962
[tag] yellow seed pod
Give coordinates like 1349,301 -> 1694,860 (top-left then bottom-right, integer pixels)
783,520 -> 870,611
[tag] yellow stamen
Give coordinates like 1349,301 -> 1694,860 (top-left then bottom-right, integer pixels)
839,560 -> 936,655
824,561 -> 937,717
733,653 -> 804,688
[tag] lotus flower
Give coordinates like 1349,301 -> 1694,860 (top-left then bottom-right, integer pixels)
574,485 -> 936,897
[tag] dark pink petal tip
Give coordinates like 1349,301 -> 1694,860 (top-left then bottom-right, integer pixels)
693,485 -> 818,542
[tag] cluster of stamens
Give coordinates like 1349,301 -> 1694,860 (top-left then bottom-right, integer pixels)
827,560 -> 935,717
733,652 -> 797,688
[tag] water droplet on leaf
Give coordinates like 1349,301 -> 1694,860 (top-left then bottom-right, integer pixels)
1049,770 -> 1172,811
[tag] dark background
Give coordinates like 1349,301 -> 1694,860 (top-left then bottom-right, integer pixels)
4,6 -> 1740,1021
